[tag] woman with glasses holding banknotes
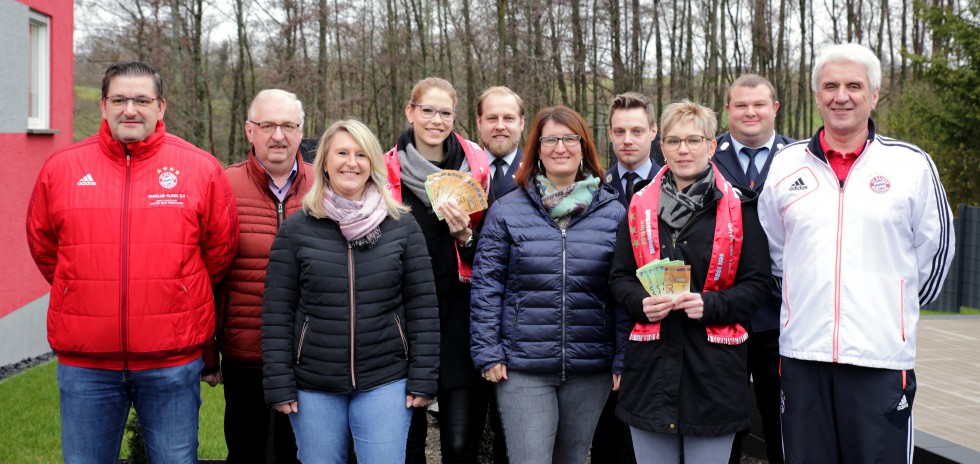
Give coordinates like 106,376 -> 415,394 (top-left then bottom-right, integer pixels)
383,77 -> 494,463
470,105 -> 625,463
608,100 -> 772,463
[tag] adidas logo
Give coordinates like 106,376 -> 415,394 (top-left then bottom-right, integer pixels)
77,174 -> 96,186
897,394 -> 909,411
788,177 -> 807,191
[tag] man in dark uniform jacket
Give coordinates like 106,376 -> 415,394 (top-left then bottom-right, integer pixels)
592,91 -> 663,464
715,74 -> 793,464
477,86 -> 525,202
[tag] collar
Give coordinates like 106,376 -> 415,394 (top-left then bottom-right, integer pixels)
98,119 -> 167,164
730,132 -> 777,156
818,129 -> 867,159
485,147 -> 519,169
617,158 -> 654,180
256,154 -> 299,183
806,119 -> 877,162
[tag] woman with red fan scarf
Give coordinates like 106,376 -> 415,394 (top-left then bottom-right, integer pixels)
384,77 -> 493,463
608,100 -> 773,464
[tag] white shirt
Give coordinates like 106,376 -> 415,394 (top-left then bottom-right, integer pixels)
616,158 -> 654,192
485,148 -> 519,180
731,133 -> 776,174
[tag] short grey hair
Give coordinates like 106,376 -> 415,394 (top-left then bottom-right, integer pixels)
248,89 -> 305,124
811,43 -> 882,93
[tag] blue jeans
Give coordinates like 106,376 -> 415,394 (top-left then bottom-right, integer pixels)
58,358 -> 203,464
289,379 -> 412,464
496,371 -> 611,464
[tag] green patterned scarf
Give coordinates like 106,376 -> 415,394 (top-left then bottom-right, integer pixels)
535,174 -> 600,229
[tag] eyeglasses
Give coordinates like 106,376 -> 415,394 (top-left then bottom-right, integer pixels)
248,120 -> 302,134
662,135 -> 708,151
539,135 -> 582,148
105,96 -> 157,108
411,103 -> 456,121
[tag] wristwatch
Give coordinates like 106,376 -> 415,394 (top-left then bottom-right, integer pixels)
462,231 -> 475,248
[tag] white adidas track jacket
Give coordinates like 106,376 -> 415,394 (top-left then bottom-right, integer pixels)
758,124 -> 955,370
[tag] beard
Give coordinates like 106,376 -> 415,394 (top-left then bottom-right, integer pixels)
486,136 -> 520,158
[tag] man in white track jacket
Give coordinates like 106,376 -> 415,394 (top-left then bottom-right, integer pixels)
758,43 -> 955,463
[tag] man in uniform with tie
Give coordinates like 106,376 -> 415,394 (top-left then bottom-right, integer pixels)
714,73 -> 794,464
476,86 -> 526,202
604,92 -> 662,209
592,91 -> 662,464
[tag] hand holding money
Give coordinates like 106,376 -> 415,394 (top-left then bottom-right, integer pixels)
672,292 -> 704,320
641,295 -> 675,322
425,170 -> 488,220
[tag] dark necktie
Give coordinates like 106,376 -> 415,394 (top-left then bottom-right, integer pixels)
624,172 -> 640,200
492,158 -> 507,195
742,147 -> 761,189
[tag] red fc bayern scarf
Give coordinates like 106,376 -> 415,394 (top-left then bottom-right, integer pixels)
627,163 -> 748,345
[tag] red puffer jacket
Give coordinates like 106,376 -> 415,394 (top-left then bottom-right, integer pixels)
204,151 -> 313,371
26,120 -> 238,371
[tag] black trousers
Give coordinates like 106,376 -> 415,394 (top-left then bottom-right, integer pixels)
222,363 -> 299,464
730,328 -> 783,464
780,357 -> 915,464
591,389 -> 637,463
406,381 -> 507,463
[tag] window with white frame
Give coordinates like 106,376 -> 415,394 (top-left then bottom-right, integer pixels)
28,11 -> 50,130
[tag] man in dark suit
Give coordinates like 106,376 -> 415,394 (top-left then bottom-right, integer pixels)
603,92 -> 662,209
477,86 -> 525,202
472,85 -> 525,463
590,91 -> 662,464
716,74 -> 793,464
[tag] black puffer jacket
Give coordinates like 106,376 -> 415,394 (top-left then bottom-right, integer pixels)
262,210 -> 440,405
609,183 -> 773,437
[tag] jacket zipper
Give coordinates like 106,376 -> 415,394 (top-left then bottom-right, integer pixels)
295,315 -> 310,364
394,315 -> 409,358
832,166 -> 850,363
276,202 -> 284,229
121,153 -> 132,370
560,228 -> 567,382
812,144 -> 864,364
348,243 -> 357,388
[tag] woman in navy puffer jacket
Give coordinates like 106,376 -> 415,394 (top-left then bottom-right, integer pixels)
470,106 -> 626,464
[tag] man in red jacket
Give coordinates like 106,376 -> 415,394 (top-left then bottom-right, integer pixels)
202,89 -> 312,463
26,61 -> 238,463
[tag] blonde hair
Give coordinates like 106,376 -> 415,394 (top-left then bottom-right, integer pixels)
303,119 -> 409,219
659,100 -> 718,140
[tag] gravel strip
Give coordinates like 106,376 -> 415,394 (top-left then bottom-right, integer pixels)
0,351 -> 55,381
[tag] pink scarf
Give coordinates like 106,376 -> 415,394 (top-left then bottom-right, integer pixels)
322,184 -> 387,247
627,164 -> 748,345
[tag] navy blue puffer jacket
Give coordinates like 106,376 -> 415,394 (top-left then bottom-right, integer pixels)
470,181 -> 625,377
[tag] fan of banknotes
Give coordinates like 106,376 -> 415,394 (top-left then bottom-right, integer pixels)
636,259 -> 692,300
425,170 -> 489,221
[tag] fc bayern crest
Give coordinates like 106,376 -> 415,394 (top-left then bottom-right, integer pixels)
158,166 -> 180,189
869,175 -> 890,194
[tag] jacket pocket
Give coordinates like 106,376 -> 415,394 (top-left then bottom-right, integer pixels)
295,315 -> 310,365
394,314 -> 409,358
511,302 -> 521,342
899,279 -> 906,342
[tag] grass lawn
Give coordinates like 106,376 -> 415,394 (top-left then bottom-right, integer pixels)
0,360 -> 228,462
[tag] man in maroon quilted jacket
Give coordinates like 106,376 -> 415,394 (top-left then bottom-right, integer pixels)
201,89 -> 313,463
26,61 -> 238,463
